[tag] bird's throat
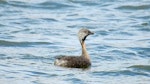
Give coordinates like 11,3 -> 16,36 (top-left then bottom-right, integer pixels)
81,41 -> 90,61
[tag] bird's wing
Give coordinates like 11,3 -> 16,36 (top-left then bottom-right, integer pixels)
55,55 -> 80,61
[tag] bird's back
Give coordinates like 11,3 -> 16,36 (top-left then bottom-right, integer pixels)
54,55 -> 91,68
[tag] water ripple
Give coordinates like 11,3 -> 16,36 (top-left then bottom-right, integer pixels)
92,70 -> 150,77
69,0 -> 102,6
65,77 -> 84,84
129,47 -> 150,58
38,1 -> 75,9
128,65 -> 150,72
20,70 -> 57,77
0,40 -> 52,47
116,4 -> 150,10
64,18 -> 92,22
20,54 -> 53,61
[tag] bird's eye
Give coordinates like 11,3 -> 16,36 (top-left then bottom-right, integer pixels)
84,30 -> 88,34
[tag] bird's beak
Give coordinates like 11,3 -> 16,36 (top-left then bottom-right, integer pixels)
89,31 -> 94,35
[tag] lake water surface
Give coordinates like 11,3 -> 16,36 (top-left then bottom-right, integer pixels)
0,0 -> 150,84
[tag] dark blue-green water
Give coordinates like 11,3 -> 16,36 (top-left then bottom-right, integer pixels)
0,0 -> 150,84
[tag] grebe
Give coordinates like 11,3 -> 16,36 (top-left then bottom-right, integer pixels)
54,28 -> 94,68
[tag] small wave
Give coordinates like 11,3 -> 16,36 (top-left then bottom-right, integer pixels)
66,77 -> 84,84
0,0 -> 7,4
116,4 -> 150,10
141,22 -> 149,26
41,18 -> 58,22
20,54 -> 52,61
0,40 -> 51,47
20,70 -> 57,77
129,47 -> 150,58
6,0 -> 74,10
105,49 -> 137,60
64,18 -> 92,22
69,0 -> 100,6
92,70 -> 150,77
135,16 -> 150,20
0,54 -> 13,60
38,1 -> 75,9
138,27 -> 150,32
128,65 -> 150,71
7,1 -> 32,8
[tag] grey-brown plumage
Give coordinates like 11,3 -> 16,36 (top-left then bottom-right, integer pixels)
54,28 -> 94,68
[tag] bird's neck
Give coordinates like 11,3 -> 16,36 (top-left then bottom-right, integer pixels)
81,41 -> 90,61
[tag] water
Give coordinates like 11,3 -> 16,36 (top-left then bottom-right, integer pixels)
0,0 -> 150,84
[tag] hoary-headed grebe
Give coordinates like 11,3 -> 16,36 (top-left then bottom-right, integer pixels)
54,28 -> 94,68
